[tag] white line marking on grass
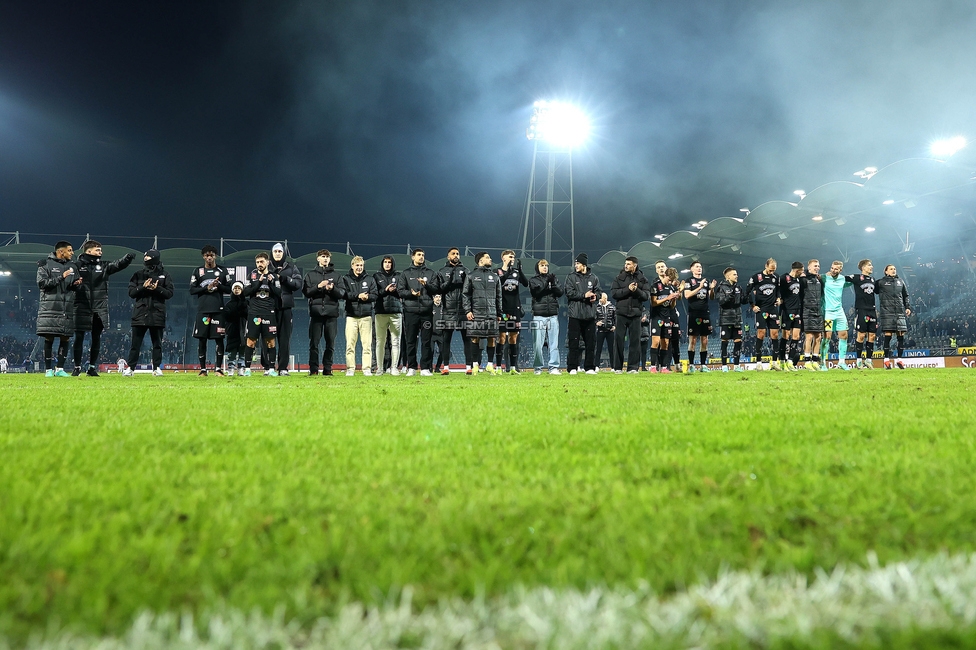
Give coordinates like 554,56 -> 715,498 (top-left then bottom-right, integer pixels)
13,552 -> 976,649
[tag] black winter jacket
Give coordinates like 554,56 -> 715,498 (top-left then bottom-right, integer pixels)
398,264 -> 436,314
876,275 -> 910,332
303,264 -> 343,318
610,268 -> 650,318
714,279 -> 744,326
373,266 -> 403,314
341,270 -> 378,318
74,252 -> 134,330
128,263 -> 174,327
564,270 -> 600,320
529,267 -> 563,317
271,259 -> 303,310
432,262 -> 468,319
462,266 -> 502,320
36,254 -> 81,337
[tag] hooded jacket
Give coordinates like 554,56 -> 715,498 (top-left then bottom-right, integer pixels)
128,253 -> 174,327
373,260 -> 403,315
270,257 -> 303,310
36,253 -> 80,337
398,263 -> 436,315
340,269 -> 378,318
529,262 -> 563,317
564,268 -> 601,320
302,263 -> 343,318
610,267 -> 650,318
462,265 -> 502,320
714,278 -> 744,327
74,251 -> 134,330
876,275 -> 910,332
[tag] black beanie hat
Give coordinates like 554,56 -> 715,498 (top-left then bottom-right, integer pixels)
144,249 -> 160,266
576,253 -> 588,266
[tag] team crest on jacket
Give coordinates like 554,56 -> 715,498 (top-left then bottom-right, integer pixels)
96,265 -> 102,271
202,316 -> 211,325
253,317 -> 262,324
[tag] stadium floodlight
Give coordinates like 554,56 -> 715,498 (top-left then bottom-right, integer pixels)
793,190 -> 806,199
680,269 -> 691,274
526,100 -> 590,149
853,167 -> 878,180
739,207 -> 750,215
668,253 -> 683,259
930,136 -> 966,158
883,199 -> 895,205
812,215 -> 823,221
865,227 -> 876,232
654,234 -> 666,240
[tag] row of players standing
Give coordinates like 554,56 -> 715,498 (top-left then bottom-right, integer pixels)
34,238 -> 912,377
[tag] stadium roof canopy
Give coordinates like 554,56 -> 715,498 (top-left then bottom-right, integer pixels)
615,157 -> 976,275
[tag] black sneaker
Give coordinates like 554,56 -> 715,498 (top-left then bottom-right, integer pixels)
71,368 -> 81,377
198,369 -> 209,377
308,370 -> 319,376
86,367 -> 99,377
323,368 -> 333,376
214,369 -> 226,377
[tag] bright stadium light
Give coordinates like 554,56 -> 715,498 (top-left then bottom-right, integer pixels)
812,215 -> 823,221
930,136 -> 966,158
883,199 -> 895,205
526,100 -> 590,148
865,227 -> 876,232
793,190 -> 806,199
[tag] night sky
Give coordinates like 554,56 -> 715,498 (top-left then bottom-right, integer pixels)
2,1 -> 974,256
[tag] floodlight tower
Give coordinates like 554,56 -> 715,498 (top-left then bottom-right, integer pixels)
518,100 -> 589,265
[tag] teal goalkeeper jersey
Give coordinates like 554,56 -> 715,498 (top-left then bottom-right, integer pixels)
822,274 -> 849,319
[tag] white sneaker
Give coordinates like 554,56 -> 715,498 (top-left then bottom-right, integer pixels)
549,368 -> 561,375
585,369 -> 597,375
375,370 -> 384,376
390,368 -> 400,376
237,367 -> 247,376
122,368 -> 133,377
534,369 -> 542,375
152,368 -> 163,377
420,369 -> 433,377
279,370 -> 290,377
569,369 -> 577,375
406,368 -> 416,377
345,370 -> 355,377
363,369 -> 372,376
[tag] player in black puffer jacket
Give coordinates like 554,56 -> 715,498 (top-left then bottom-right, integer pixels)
125,249 -> 174,375
36,241 -> 82,375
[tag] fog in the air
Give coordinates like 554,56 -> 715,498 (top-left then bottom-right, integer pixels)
0,0 -> 974,254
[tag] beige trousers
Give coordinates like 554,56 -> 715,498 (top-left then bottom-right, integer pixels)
345,316 -> 373,370
374,313 -> 402,371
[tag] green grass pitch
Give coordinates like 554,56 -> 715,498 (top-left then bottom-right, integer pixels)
2,369 -> 976,648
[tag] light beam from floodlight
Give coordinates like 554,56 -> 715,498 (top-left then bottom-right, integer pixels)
526,100 -> 590,149
930,136 -> 966,158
